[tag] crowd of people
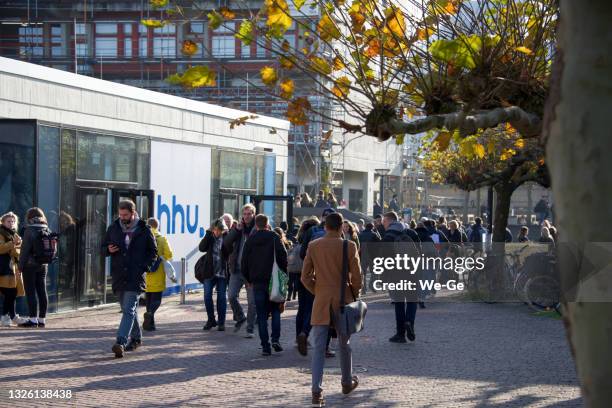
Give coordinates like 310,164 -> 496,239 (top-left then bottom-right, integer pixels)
0,195 -> 558,406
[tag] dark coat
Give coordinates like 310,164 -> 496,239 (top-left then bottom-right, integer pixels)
224,220 -> 256,275
241,229 -> 288,290
18,222 -> 49,271
198,230 -> 231,281
358,228 -> 381,244
447,229 -> 468,243
102,219 -> 157,293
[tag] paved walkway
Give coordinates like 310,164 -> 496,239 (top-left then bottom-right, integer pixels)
0,292 -> 582,407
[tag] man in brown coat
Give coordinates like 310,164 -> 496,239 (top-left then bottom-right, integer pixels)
301,212 -> 362,406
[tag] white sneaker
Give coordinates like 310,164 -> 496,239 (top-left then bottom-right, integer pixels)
1,315 -> 13,327
12,315 -> 27,325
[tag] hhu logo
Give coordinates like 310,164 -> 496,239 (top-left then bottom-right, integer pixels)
157,195 -> 206,238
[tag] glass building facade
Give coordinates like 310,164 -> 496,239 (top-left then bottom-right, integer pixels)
0,119 -> 281,313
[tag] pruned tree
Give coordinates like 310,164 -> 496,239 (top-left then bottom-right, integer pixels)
419,125 -> 549,241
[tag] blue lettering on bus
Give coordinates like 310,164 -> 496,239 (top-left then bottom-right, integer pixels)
157,194 -> 205,237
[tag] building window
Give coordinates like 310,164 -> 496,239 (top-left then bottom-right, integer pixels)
183,22 -> 204,57
76,43 -> 89,57
256,35 -> 267,58
76,132 -> 149,185
139,37 -> 148,57
124,38 -> 132,58
18,26 -> 43,57
153,37 -> 176,58
95,23 -> 117,57
211,24 -> 235,58
95,38 -> 117,57
241,42 -> 250,58
152,24 -> 176,58
96,23 -> 117,34
123,23 -> 132,35
51,24 -> 65,57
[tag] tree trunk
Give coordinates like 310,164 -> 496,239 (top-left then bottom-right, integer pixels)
492,182 -> 514,243
546,1 -> 612,406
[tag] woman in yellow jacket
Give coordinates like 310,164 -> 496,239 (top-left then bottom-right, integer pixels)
144,218 -> 175,331
0,212 -> 26,326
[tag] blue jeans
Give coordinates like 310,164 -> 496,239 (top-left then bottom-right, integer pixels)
253,287 -> 281,349
394,301 -> 417,334
116,291 -> 141,346
204,277 -> 227,325
296,279 -> 314,337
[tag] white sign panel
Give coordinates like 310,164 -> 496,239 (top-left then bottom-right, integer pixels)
150,141 -> 211,290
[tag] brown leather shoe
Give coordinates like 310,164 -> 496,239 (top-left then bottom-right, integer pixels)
342,375 -> 359,395
297,333 -> 308,356
311,391 -> 325,407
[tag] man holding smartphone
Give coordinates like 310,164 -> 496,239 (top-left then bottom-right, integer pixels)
102,200 -> 157,358
225,203 -> 258,337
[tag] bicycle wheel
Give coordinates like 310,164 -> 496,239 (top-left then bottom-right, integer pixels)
524,275 -> 560,312
513,271 -> 531,302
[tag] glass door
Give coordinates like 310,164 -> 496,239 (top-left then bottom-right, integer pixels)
112,189 -> 154,220
76,188 -> 109,308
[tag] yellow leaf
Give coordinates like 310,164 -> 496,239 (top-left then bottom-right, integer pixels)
287,97 -> 311,125
505,122 -> 517,133
515,46 -> 533,55
383,7 -> 406,38
310,56 -> 332,75
150,0 -> 168,8
293,0 -> 306,10
331,76 -> 351,98
395,134 -> 405,145
167,66 -> 216,88
265,0 -> 292,34
181,40 -> 199,56
443,1 -> 457,14
514,139 -> 525,149
219,7 -> 236,20
279,56 -> 294,69
435,131 -> 451,151
279,78 -> 294,99
487,139 -> 496,154
207,11 -> 223,30
474,143 -> 485,158
364,38 -> 381,58
416,27 -> 435,41
260,66 -> 278,86
332,56 -> 345,71
317,14 -> 341,42
141,19 -> 167,28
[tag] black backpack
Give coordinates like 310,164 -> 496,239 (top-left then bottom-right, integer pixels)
32,227 -> 59,264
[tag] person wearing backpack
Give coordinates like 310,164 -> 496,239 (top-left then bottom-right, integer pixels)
103,200 -> 157,358
18,208 -> 57,328
382,212 -> 421,343
0,212 -> 26,327
143,218 -> 176,332
241,214 -> 288,356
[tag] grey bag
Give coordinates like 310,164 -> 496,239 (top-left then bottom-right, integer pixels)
336,240 -> 367,337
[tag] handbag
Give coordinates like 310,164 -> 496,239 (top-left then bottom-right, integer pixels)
336,240 -> 367,337
269,245 -> 289,303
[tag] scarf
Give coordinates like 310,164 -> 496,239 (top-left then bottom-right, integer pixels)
120,216 -> 140,249
0,225 -> 16,241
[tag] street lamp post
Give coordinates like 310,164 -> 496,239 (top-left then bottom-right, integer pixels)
375,168 -> 390,211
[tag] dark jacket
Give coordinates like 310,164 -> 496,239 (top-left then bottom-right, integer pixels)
198,230 -> 231,281
358,228 -> 381,244
300,221 -> 325,260
224,219 -> 256,275
241,229 -> 288,290
102,219 -> 157,293
447,229 -> 468,243
469,224 -> 487,243
18,220 -> 49,271
427,225 -> 449,243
